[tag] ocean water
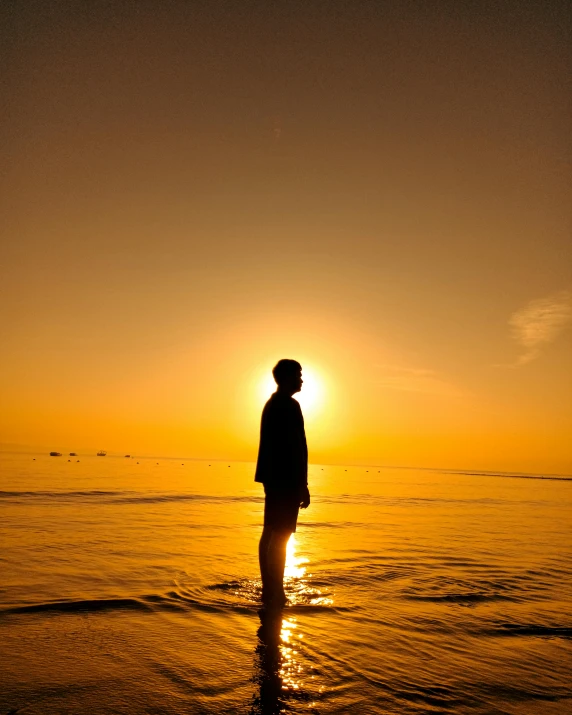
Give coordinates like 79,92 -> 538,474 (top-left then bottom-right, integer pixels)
1,454 -> 571,714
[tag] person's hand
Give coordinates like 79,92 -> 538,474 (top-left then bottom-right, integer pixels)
299,484 -> 310,509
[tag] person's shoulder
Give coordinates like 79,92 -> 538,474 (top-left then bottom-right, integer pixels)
262,392 -> 281,414
279,393 -> 300,408
284,395 -> 303,419
288,396 -> 302,412
264,392 -> 295,413
264,392 -> 301,408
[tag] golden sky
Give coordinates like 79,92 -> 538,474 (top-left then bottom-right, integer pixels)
1,1 -> 571,473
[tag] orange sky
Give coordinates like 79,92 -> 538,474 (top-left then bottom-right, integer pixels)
1,1 -> 571,473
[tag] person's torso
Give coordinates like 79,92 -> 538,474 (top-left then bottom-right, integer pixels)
254,392 -> 307,487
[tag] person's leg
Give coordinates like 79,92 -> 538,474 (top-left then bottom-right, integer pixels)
267,529 -> 291,605
259,525 -> 273,599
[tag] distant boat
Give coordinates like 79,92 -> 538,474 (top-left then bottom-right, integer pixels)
69,452 -> 77,456
97,450 -> 107,456
49,451 -> 62,456
124,454 -> 130,458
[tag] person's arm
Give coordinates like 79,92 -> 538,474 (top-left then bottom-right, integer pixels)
293,401 -> 310,508
298,482 -> 310,508
254,402 -> 270,484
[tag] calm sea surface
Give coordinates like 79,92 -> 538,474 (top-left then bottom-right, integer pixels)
1,454 -> 571,714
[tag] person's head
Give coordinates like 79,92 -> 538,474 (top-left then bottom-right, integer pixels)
272,359 -> 303,395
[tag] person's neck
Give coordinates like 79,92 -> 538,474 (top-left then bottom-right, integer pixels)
276,386 -> 294,397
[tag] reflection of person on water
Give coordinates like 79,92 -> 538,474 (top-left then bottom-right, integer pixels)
251,609 -> 284,714
255,359 -> 310,607
251,610 -> 317,715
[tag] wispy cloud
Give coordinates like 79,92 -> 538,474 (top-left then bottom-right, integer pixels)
374,365 -> 465,397
508,290 -> 572,365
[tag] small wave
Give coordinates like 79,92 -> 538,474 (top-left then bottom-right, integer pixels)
166,589 -> 258,615
173,575 -> 347,614
0,489 -> 123,498
108,494 -> 259,505
0,582 -> 344,621
286,603 -> 353,613
0,490 -> 261,505
492,624 -> 572,638
0,597 -> 152,617
300,521 -> 359,529
380,464 -> 572,481
205,580 -> 245,592
404,593 -> 515,604
450,470 -> 572,482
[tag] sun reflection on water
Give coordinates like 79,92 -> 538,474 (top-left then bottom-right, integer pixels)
252,536 -> 330,712
279,617 -> 304,691
284,533 -> 308,580
284,534 -> 334,607
253,608 -> 321,714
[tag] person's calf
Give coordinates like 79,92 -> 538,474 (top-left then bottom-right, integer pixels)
266,530 -> 291,599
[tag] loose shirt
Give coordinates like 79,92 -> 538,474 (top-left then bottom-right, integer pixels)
254,392 -> 308,490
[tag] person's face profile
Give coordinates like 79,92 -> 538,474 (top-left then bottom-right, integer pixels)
293,370 -> 303,394
289,370 -> 304,394
276,370 -> 303,394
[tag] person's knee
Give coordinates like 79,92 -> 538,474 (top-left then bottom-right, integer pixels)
269,529 -> 291,550
260,525 -> 273,542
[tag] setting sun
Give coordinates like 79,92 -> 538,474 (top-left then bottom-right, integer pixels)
258,365 -> 325,417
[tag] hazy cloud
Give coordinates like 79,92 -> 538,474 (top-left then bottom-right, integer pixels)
374,365 -> 465,397
508,290 -> 572,365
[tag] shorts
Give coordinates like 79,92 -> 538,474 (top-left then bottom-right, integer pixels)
263,486 -> 300,534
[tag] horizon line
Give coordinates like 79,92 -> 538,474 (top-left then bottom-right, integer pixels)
1,445 -> 570,480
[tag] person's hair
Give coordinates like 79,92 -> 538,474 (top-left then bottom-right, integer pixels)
272,359 -> 302,386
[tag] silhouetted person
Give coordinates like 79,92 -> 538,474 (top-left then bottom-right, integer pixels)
255,359 -> 310,607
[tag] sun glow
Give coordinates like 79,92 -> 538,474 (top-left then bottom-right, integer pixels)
258,366 -> 324,417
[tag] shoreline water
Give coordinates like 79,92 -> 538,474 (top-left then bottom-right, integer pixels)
1,454 -> 571,713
